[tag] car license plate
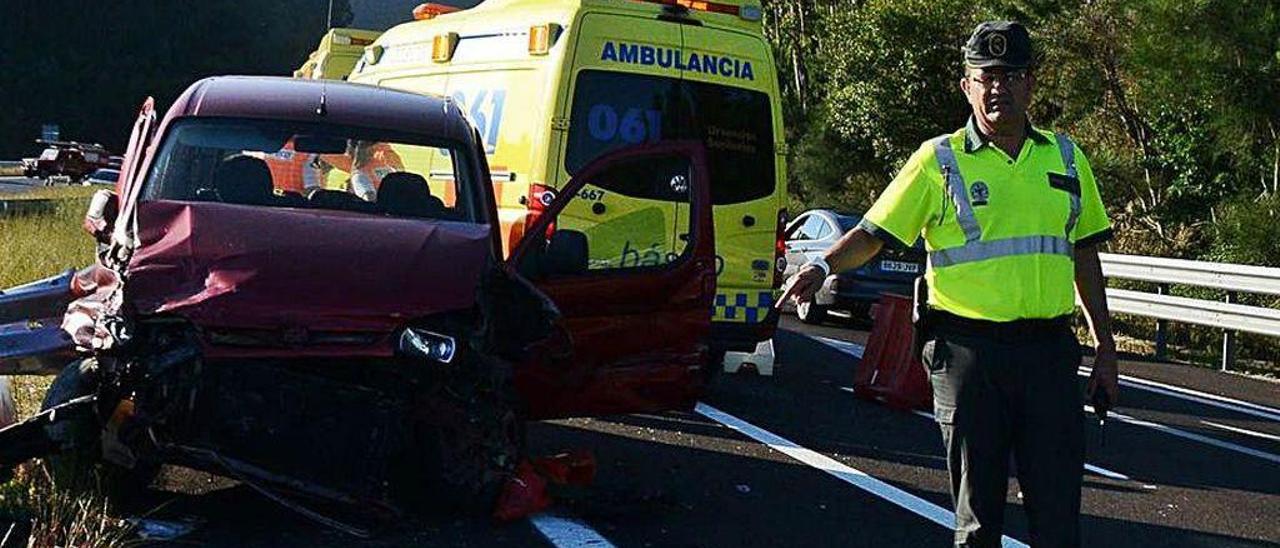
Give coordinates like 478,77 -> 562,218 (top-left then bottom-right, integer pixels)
881,260 -> 919,273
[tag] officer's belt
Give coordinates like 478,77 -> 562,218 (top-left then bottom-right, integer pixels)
929,309 -> 1071,340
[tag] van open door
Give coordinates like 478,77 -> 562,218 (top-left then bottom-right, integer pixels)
506,141 -> 715,419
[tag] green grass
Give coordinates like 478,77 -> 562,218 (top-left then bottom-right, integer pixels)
1,187 -> 135,546
0,187 -> 97,289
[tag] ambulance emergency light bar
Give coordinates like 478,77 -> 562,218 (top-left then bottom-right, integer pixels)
417,0 -> 761,64
426,24 -> 561,61
413,3 -> 460,20
331,34 -> 376,47
633,0 -> 763,21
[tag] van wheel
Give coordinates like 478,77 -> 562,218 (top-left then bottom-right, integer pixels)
42,359 -> 160,510
796,301 -> 829,325
397,352 -> 523,514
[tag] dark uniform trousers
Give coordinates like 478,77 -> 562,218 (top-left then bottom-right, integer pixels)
922,315 -> 1084,548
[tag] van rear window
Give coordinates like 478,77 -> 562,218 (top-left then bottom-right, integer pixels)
566,70 -> 776,205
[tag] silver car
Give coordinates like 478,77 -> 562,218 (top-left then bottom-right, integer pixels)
84,168 -> 120,186
783,209 -> 925,325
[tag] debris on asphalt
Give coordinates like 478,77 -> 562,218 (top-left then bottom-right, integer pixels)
735,484 -> 751,494
494,462 -> 552,521
494,450 -> 600,521
532,450 -> 597,489
129,516 -> 203,541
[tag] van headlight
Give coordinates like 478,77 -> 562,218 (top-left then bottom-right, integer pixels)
399,328 -> 457,364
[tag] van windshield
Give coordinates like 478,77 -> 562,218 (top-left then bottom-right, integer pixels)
565,70 -> 775,205
141,118 -> 480,223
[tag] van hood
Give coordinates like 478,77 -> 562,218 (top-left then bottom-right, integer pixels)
127,201 -> 491,334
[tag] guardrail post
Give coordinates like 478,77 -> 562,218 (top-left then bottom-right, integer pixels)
1155,283 -> 1169,360
1222,291 -> 1237,371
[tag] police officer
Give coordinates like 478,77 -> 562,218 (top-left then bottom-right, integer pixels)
778,21 -> 1120,547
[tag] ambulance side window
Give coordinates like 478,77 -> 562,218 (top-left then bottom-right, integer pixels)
565,70 -> 775,205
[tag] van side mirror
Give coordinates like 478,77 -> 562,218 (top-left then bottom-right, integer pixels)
82,189 -> 119,244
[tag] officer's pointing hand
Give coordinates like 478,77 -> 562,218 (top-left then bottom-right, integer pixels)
776,264 -> 826,309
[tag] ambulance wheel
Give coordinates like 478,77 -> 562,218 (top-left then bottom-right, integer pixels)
397,352 -> 523,514
796,300 -> 829,325
41,359 -> 159,510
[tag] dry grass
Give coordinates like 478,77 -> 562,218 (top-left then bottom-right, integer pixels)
6,464 -> 139,548
0,187 -> 97,290
0,167 -> 22,177
1,187 -> 136,547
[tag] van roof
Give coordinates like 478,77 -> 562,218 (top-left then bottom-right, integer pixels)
376,0 -> 762,46
166,76 -> 471,141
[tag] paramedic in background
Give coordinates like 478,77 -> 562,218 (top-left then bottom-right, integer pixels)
321,140 -> 405,200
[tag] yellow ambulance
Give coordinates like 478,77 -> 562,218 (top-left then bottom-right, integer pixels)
294,28 -> 383,80
348,0 -> 787,354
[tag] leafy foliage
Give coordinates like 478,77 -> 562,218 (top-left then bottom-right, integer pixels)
763,0 -> 1280,268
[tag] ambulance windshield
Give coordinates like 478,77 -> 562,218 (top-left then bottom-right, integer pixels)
140,118 -> 481,223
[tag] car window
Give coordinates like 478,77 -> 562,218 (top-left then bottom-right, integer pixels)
140,118 -> 481,223
785,214 -> 810,241
812,217 -> 834,240
797,215 -> 827,241
836,214 -> 861,233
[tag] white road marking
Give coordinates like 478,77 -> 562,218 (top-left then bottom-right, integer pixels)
906,406 -> 1132,481
1086,405 -> 1280,465
1078,366 -> 1280,423
818,335 -> 1280,462
1083,463 -> 1132,481
694,402 -> 1029,548
816,333 -> 1280,424
530,512 -> 616,548
1199,420 -> 1280,444
816,336 -> 865,358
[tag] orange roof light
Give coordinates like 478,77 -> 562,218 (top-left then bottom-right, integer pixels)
432,32 -> 459,62
632,0 -> 760,19
413,2 -> 461,20
528,24 -> 562,56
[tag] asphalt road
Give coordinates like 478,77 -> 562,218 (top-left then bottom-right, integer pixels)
0,177 -> 40,195
129,314 -> 1279,547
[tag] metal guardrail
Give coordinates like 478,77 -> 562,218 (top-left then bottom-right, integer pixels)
0,199 -> 56,217
1098,253 -> 1280,370
1100,253 -> 1280,296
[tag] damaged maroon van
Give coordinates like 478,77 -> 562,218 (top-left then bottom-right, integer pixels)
0,76 -> 716,521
